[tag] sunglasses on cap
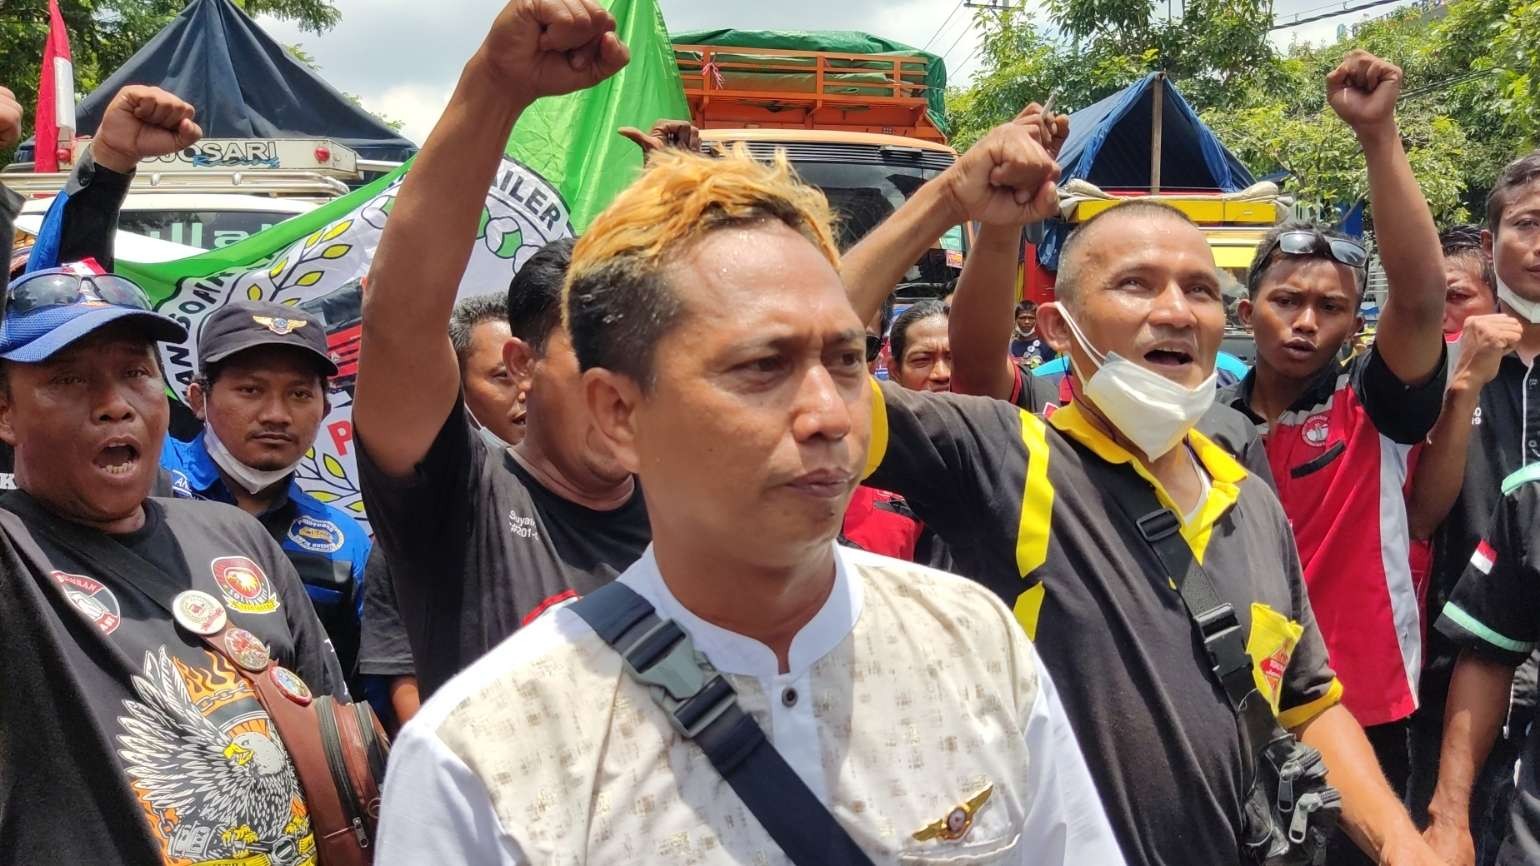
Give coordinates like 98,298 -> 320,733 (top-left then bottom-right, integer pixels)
7,270 -> 155,318
1262,230 -> 1368,270
866,334 -> 885,363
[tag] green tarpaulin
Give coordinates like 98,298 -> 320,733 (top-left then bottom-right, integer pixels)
669,29 -> 950,135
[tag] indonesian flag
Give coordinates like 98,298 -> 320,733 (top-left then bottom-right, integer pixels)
1471,540 -> 1497,575
34,0 -> 75,173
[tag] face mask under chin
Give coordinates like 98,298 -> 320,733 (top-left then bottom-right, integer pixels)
1058,308 -> 1217,460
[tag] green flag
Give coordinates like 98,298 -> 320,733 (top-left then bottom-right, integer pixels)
117,0 -> 688,524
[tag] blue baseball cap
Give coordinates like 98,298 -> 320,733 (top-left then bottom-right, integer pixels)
0,266 -> 187,363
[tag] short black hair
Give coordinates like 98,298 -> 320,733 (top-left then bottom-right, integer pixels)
1487,150 -> 1540,236
1440,224 -> 1496,294
1245,220 -> 1368,301
1055,201 -> 1196,309
1016,300 -> 1037,315
507,238 -> 574,353
890,300 -> 947,369
878,296 -> 895,335
448,293 -> 509,367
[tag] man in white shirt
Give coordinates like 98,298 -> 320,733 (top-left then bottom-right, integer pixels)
374,3 -> 1120,862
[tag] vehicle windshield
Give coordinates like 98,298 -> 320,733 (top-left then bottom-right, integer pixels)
789,161 -> 966,294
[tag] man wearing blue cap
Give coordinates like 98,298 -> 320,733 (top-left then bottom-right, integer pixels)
0,266 -> 347,865
162,300 -> 373,683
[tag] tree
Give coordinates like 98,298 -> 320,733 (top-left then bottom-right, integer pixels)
0,0 -> 339,163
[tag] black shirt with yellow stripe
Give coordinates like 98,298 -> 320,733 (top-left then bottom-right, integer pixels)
865,380 -> 1342,866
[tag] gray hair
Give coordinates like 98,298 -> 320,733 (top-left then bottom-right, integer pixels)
448,293 -> 510,367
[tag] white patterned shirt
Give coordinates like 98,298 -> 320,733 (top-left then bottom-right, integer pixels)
377,544 -> 1124,865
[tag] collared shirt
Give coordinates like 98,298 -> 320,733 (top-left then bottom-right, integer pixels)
376,543 -> 1123,865
1224,345 -> 1445,727
865,380 -> 1340,866
161,431 -> 371,675
1435,464 -> 1540,861
1427,354 -> 1540,678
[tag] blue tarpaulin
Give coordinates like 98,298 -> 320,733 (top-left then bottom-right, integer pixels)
18,0 -> 417,164
1038,74 -> 1254,271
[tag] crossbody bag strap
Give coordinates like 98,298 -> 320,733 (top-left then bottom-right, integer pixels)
1066,446 -> 1256,710
569,582 -> 877,866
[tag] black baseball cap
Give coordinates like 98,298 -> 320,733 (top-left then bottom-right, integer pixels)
197,300 -> 339,376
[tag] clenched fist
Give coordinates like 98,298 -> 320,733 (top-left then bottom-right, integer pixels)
1452,312 -> 1524,391
475,0 -> 630,104
0,86 -> 21,152
941,105 -> 1061,228
92,85 -> 202,174
1327,50 -> 1402,138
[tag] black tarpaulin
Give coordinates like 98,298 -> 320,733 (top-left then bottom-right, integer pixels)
20,0 -> 417,163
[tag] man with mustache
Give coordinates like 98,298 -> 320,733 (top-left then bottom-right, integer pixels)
0,267 -> 345,864
160,301 -> 373,681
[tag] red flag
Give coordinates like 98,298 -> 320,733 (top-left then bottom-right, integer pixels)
34,0 -> 75,173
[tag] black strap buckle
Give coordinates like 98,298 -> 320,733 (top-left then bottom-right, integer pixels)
1136,509 -> 1182,543
1195,603 -> 1254,701
618,618 -> 738,739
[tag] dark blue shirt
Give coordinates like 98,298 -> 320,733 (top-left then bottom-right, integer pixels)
160,432 -> 371,677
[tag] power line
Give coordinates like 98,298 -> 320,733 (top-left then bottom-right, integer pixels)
1268,0 -> 1412,30
1400,68 -> 1496,99
921,0 -> 965,52
952,43 -> 985,80
938,17 -> 974,65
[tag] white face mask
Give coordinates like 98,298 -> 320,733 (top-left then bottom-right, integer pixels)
1497,274 -> 1540,325
470,410 -> 515,452
204,426 -> 301,495
1058,308 -> 1217,459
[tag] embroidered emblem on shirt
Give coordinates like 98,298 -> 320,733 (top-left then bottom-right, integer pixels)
169,469 -> 193,499
1472,406 -> 1483,426
912,784 -> 994,842
287,516 -> 344,554
507,510 -> 539,540
1471,539 -> 1497,575
51,570 -> 122,635
1302,414 -> 1331,447
211,556 -> 281,615
252,315 -> 307,336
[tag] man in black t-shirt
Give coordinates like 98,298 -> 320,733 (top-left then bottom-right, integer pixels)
357,224 -> 650,695
358,292 -> 538,726
0,269 -> 345,864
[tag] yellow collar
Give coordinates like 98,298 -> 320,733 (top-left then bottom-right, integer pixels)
1048,402 -> 1247,559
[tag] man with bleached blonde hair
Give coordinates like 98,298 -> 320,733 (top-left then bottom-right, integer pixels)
374,7 -> 1119,864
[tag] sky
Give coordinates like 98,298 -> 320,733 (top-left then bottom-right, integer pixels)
256,0 -> 1419,145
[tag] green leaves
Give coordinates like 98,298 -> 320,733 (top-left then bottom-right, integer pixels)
948,0 -> 1535,223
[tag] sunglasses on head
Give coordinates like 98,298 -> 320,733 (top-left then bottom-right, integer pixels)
7,270 -> 154,318
865,334 -> 885,363
1263,230 -> 1368,270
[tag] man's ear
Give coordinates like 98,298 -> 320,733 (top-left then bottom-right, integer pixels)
186,380 -> 208,422
583,368 -> 643,475
503,337 -> 537,393
1355,314 -> 1367,337
1036,302 -> 1074,354
0,379 -> 15,448
1482,228 -> 1495,262
1237,297 -> 1254,329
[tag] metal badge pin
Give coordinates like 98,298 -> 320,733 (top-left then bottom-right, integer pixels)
269,666 -> 313,706
172,590 -> 228,636
223,627 -> 272,673
911,784 -> 995,843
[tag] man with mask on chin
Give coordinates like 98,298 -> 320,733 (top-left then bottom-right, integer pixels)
160,301 -> 372,680
835,76 -> 1443,866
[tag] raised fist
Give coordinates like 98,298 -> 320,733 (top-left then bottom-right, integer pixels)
1453,312 -> 1524,390
476,0 -> 630,103
93,85 -> 202,174
0,86 -> 21,152
1327,50 -> 1402,135
942,106 -> 1061,228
